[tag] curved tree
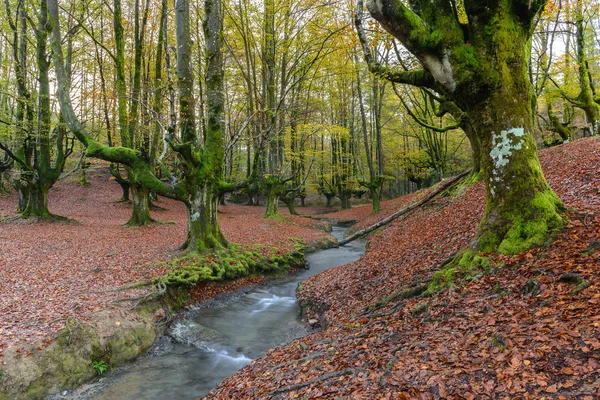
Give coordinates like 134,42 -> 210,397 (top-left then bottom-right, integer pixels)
361,0 -> 564,255
49,0 -> 234,252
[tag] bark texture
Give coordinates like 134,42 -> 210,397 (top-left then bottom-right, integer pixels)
365,0 -> 564,254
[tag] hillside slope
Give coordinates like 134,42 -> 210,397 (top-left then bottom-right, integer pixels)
207,137 -> 600,399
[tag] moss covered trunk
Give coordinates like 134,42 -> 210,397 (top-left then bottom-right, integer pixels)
339,191 -> 352,210
364,0 -> 564,255
109,164 -> 130,202
126,181 -> 153,226
464,5 -> 564,254
20,184 -> 51,218
265,187 -> 280,218
282,195 -> 297,215
369,185 -> 381,214
471,92 -> 563,254
185,185 -> 227,252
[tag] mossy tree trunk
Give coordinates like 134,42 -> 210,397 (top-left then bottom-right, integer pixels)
113,0 -> 153,226
127,182 -> 154,226
265,187 -> 281,217
4,0 -> 71,220
366,0 -> 564,254
50,0 -> 233,252
282,194 -> 297,215
369,185 -> 381,214
547,103 -> 573,144
109,164 -> 130,202
183,186 -> 226,251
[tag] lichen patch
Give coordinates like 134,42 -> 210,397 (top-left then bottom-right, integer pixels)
489,127 -> 526,196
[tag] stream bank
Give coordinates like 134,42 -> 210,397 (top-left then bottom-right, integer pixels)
45,226 -> 365,400
0,229 -> 337,400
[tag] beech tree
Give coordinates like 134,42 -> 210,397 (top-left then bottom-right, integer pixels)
49,0 -> 234,251
554,0 -> 600,135
0,0 -> 73,219
361,0 -> 565,255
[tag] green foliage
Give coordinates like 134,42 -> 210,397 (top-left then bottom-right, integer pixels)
92,360 -> 107,375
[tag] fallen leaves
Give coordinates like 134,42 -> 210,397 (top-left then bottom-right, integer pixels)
206,137 -> 600,399
0,163 -> 333,363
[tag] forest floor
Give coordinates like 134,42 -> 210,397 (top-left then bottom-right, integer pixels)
206,137 -> 600,400
0,164 -> 333,364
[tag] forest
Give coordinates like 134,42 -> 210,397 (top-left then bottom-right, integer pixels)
0,0 -> 599,398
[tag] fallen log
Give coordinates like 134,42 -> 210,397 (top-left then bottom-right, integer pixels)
338,170 -> 472,246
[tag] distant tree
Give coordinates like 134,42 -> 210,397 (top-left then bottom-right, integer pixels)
552,0 -> 600,135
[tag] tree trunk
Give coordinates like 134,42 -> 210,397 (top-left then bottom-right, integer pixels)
21,184 -> 51,218
370,186 -> 381,214
470,86 -> 563,255
325,193 -> 335,208
265,186 -> 280,217
110,164 -> 131,202
365,0 -> 564,255
339,192 -> 351,210
184,186 -> 227,251
282,195 -> 297,216
126,181 -> 154,226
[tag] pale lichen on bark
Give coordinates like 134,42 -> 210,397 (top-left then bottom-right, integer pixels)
489,127 -> 526,197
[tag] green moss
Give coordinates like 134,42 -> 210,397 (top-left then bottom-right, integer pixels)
452,45 -> 479,81
497,190 -> 564,255
153,245 -> 306,288
425,250 -> 494,295
491,333 -> 506,350
425,266 -> 457,295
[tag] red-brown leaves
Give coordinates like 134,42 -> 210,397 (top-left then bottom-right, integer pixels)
0,163 -> 332,363
206,137 -> 600,399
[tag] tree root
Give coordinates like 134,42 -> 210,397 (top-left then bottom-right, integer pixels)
111,281 -> 168,309
362,282 -> 430,316
571,280 -> 591,296
75,280 -> 153,296
269,368 -> 364,396
270,352 -> 325,370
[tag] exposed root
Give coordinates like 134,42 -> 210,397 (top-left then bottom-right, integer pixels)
111,281 -> 168,309
269,368 -> 364,396
362,282 -> 429,316
270,352 -> 325,370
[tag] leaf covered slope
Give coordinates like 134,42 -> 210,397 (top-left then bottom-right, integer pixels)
207,137 -> 600,399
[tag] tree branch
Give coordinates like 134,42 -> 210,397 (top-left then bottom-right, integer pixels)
355,1 -> 439,91
48,0 -> 183,201
0,142 -> 29,170
365,0 -> 431,53
393,85 -> 462,132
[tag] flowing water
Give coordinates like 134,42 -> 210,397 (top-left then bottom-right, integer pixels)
63,226 -> 365,400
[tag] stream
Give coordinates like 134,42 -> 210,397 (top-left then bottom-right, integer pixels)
60,226 -> 365,400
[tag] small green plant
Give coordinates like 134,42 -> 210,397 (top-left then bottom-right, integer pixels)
92,360 -> 108,375
491,333 -> 506,350
493,283 -> 508,297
